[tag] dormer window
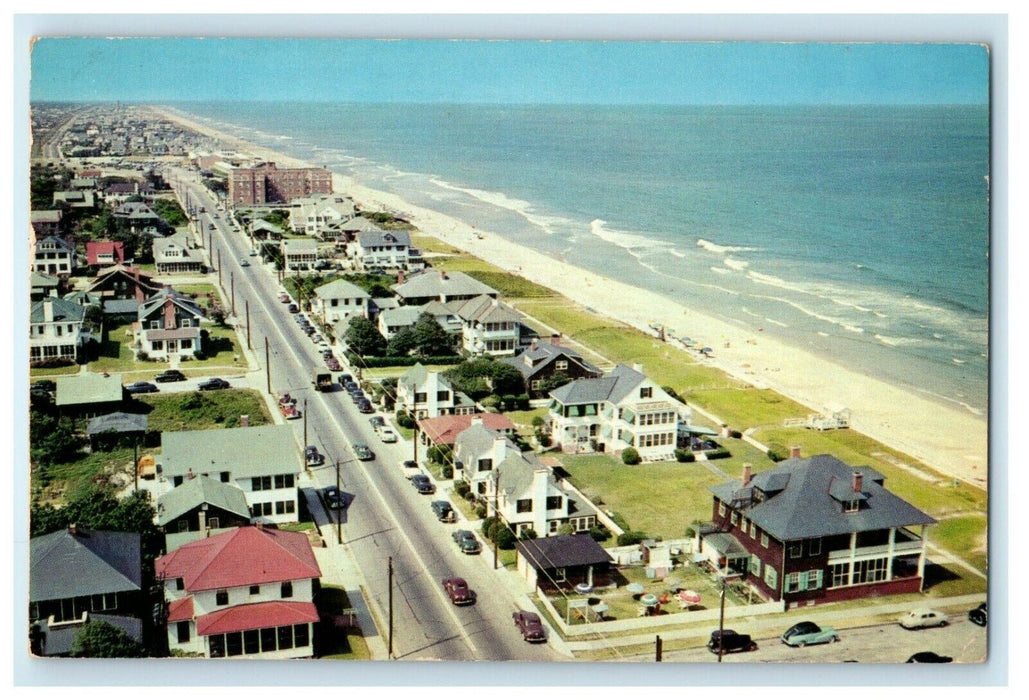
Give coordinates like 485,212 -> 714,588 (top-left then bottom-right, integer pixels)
844,499 -> 860,513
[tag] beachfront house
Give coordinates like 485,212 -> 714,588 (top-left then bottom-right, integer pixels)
156,525 -> 321,659
396,363 -> 475,420
160,425 -> 302,525
449,294 -> 523,357
153,233 -> 204,275
290,195 -> 357,240
30,297 -> 88,365
85,241 -> 127,269
30,272 -> 62,301
311,278 -> 371,327
547,363 -> 689,462
32,236 -> 76,276
281,239 -> 319,274
697,453 -> 936,606
350,228 -> 422,270
500,338 -> 603,399
376,301 -> 463,341
133,287 -> 205,361
29,526 -> 143,657
391,269 -> 499,306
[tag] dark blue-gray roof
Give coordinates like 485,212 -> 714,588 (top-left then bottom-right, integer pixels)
516,533 -> 613,570
30,528 -> 142,602
709,454 -> 935,541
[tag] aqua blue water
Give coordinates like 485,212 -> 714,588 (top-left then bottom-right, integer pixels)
176,102 -> 990,415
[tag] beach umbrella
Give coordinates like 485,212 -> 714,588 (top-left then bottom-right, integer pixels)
640,593 -> 659,607
591,602 -> 610,616
626,582 -> 645,596
680,590 -> 702,604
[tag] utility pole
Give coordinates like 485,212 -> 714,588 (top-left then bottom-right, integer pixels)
493,468 -> 500,570
335,458 -> 342,545
245,300 -> 251,349
655,635 -> 663,662
133,437 -> 139,493
412,392 -> 419,465
717,576 -> 727,663
303,399 -> 308,447
230,271 -> 236,316
388,557 -> 394,659
265,337 -> 271,393
217,249 -> 222,287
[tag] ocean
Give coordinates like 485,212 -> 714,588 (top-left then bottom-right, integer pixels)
176,102 -> 990,416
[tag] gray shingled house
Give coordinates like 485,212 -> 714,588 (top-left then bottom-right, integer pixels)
157,475 -> 252,552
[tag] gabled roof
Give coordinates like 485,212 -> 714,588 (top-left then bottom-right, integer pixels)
88,264 -> 159,293
282,238 -> 318,253
86,411 -> 148,437
379,305 -> 424,329
314,278 -> 371,301
196,601 -> 319,636
252,219 -> 284,234
34,235 -> 74,253
419,412 -> 516,446
31,210 -> 63,223
449,295 -> 521,324
398,363 -> 454,391
156,475 -> 251,526
114,202 -> 159,220
548,364 -> 646,405
155,526 -> 321,592
30,271 -> 61,290
356,229 -> 411,248
30,528 -> 142,602
161,425 -> 300,479
153,236 -> 202,263
454,422 -> 519,462
392,270 -> 498,301
137,287 -> 205,321
338,215 -> 382,233
516,533 -> 613,571
55,373 -> 123,407
709,454 -> 936,541
85,241 -> 126,265
500,341 -> 600,380
29,297 -> 84,324
495,451 -> 548,500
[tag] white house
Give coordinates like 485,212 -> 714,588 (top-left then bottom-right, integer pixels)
351,229 -> 422,270
449,295 -> 522,357
32,236 -> 75,276
548,364 -> 691,462
133,287 -> 205,361
153,233 -> 204,275
29,297 -> 87,364
160,425 -> 302,526
395,363 -> 473,420
311,278 -> 371,326
376,300 -> 462,341
291,195 -> 356,240
156,526 -> 321,659
392,269 -> 499,306
281,239 -> 319,274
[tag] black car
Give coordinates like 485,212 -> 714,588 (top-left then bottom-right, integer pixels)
369,416 -> 386,429
154,369 -> 186,383
906,651 -> 954,663
339,374 -> 353,384
707,630 -> 756,655
411,474 -> 436,494
431,501 -> 455,522
198,377 -> 230,391
968,602 -> 987,627
323,485 -> 345,510
356,400 -> 374,414
125,381 -> 159,394
305,446 -> 324,467
353,443 -> 374,461
402,460 -> 419,473
452,529 -> 481,554
288,304 -> 299,313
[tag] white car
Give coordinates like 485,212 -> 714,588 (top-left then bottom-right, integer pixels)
899,608 -> 949,630
378,427 -> 398,443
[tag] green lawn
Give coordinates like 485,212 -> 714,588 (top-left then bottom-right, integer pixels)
132,388 -> 272,433
314,586 -> 372,660
931,513 -> 988,574
89,321 -> 247,375
690,387 -> 813,429
411,234 -> 464,255
30,364 -> 81,378
35,446 -> 137,505
559,454 -> 727,539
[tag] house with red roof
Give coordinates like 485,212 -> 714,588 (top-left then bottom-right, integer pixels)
156,525 -> 322,659
418,412 -> 517,449
85,241 -> 127,268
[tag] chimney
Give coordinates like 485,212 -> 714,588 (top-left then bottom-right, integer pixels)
164,298 -> 177,329
632,362 -> 644,373
440,270 -> 448,280
68,523 -> 80,536
396,270 -> 405,284
852,471 -> 863,493
790,445 -> 802,459
493,435 -> 509,465
742,463 -> 752,486
186,468 -> 195,480
198,509 -> 207,534
530,339 -> 538,351
43,299 -> 54,324
240,414 -> 250,427
550,333 -> 561,346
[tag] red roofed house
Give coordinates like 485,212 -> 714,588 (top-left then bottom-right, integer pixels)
418,412 -> 517,449
156,525 -> 322,659
86,241 -> 127,268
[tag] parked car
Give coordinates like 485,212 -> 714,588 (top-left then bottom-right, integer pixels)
512,611 -> 546,643
288,304 -> 299,313
311,334 -> 324,344
442,577 -> 476,606
906,651 -> 953,663
323,485 -> 345,510
154,369 -> 186,383
899,609 -> 949,630
279,293 -> 291,303
707,630 -> 757,654
452,529 -> 481,554
411,474 -> 435,494
326,358 -> 342,371
968,602 -> 987,627
339,374 -> 353,384
781,621 -> 839,647
402,460 -> 419,473
353,443 -> 374,461
356,400 -> 374,414
305,446 -> 324,467
369,416 -> 386,430
378,427 -> 398,443
239,258 -> 250,267
198,377 -> 230,391
431,501 -> 455,522
125,381 -> 159,394
249,249 -> 259,256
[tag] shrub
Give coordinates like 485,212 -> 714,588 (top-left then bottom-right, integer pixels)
395,410 -> 416,429
474,503 -> 487,519
557,523 -> 575,536
537,432 -> 552,448
610,512 -> 631,532
617,530 -> 647,546
531,415 -> 545,428
621,447 -> 641,465
675,448 -> 695,463
454,480 -> 471,497
519,528 -> 538,540
496,527 -> 516,550
706,448 -> 732,460
427,444 -> 452,466
684,526 -> 697,538
481,395 -> 500,411
767,442 -> 788,462
588,524 -> 611,542
729,429 -> 743,439
442,464 -> 453,479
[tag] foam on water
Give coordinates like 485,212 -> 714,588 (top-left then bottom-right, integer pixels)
696,238 -> 761,254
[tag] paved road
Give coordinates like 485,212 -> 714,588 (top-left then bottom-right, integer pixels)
169,169 -> 562,662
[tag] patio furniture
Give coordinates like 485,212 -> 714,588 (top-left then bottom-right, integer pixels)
640,593 -> 659,607
575,582 -> 594,595
627,582 -> 645,596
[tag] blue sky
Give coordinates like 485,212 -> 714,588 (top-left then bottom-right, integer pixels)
30,38 -> 988,105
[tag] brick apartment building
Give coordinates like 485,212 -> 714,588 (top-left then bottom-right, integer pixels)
227,162 -> 332,206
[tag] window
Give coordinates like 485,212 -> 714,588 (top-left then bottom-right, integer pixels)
549,520 -> 559,533
176,621 -> 191,644
530,380 -> 542,390
789,542 -> 804,559
251,502 -> 273,517
844,499 -> 860,513
244,629 -> 260,655
261,627 -> 277,652
216,589 -> 229,606
250,585 -> 260,595
807,570 -> 823,590
831,562 -> 849,588
740,517 -> 748,532
808,538 -> 822,556
277,626 -> 294,650
276,500 -> 296,515
281,581 -> 294,599
546,496 -> 562,510
252,476 -> 272,491
730,511 -> 738,526
221,471 -> 230,483
516,499 -> 532,513
555,360 -> 568,371
555,567 -> 567,582
749,523 -> 757,538
763,566 -> 778,591
209,634 -> 225,658
749,555 -> 761,576
852,557 -> 888,585
761,533 -> 769,548
181,318 -> 192,327
786,572 -> 801,593
640,387 -> 653,399
274,474 -> 295,489
294,623 -> 310,648
477,458 -> 493,472
175,577 -> 184,591
91,593 -> 117,611
150,320 -> 160,330
226,632 -> 243,657
718,502 -> 727,518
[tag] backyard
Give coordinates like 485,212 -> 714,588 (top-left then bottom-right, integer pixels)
88,320 -> 247,377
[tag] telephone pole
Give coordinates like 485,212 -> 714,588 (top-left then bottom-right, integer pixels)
655,635 -> 663,662
387,557 -> 394,659
717,576 -> 727,663
245,300 -> 251,349
230,271 -> 236,316
265,337 -> 271,393
493,468 -> 500,570
303,399 -> 308,447
335,458 -> 342,545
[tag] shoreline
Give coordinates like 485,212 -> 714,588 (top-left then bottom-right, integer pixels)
153,106 -> 988,488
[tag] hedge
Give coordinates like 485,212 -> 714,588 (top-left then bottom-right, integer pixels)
345,354 -> 463,368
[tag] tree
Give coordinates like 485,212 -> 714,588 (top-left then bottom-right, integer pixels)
72,620 -> 146,658
489,362 -> 526,397
411,313 -> 456,357
344,317 -> 387,357
537,370 -> 571,396
621,447 -> 641,465
29,409 -> 83,468
385,327 -> 418,357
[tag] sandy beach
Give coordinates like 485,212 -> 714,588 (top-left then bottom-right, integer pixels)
155,107 -> 988,488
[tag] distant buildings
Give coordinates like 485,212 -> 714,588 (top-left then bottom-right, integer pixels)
32,235 -> 75,276
228,162 -> 332,206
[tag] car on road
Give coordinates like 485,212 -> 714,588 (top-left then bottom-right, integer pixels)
125,381 -> 159,394
279,293 -> 291,303
899,609 -> 949,630
339,374 -> 353,384
154,369 -> 186,383
356,399 -> 374,414
369,416 -> 386,430
411,474 -> 436,494
288,304 -> 299,313
968,602 -> 987,627
239,258 -> 250,267
249,249 -> 259,256
512,611 -> 546,643
353,443 -> 374,461
452,530 -> 482,554
431,501 -> 455,522
281,404 -> 302,420
378,427 -> 398,443
326,358 -> 342,371
323,485 -> 345,510
312,334 -> 323,344
906,651 -> 953,663
780,621 -> 839,647
198,377 -> 230,391
402,460 -> 419,474
707,630 -> 757,655
305,446 -> 324,467
442,577 -> 476,606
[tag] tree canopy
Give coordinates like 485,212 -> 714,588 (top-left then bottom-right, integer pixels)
344,317 -> 387,357
72,620 -> 146,658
